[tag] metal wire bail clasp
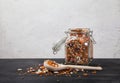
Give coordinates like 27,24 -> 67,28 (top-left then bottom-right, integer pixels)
89,30 -> 96,44
52,36 -> 67,55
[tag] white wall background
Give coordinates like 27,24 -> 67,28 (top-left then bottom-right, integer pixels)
0,0 -> 120,58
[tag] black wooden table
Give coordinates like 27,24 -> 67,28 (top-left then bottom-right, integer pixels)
0,59 -> 120,83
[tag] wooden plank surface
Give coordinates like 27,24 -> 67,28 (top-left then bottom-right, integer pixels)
0,59 -> 120,83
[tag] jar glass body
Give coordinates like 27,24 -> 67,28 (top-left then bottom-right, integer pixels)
65,28 -> 93,65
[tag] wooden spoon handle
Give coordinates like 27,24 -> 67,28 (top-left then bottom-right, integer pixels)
66,65 -> 102,70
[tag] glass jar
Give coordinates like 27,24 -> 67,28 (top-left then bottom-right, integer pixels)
65,28 -> 95,65
52,28 -> 96,65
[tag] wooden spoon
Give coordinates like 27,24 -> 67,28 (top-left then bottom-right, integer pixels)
44,60 -> 102,71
